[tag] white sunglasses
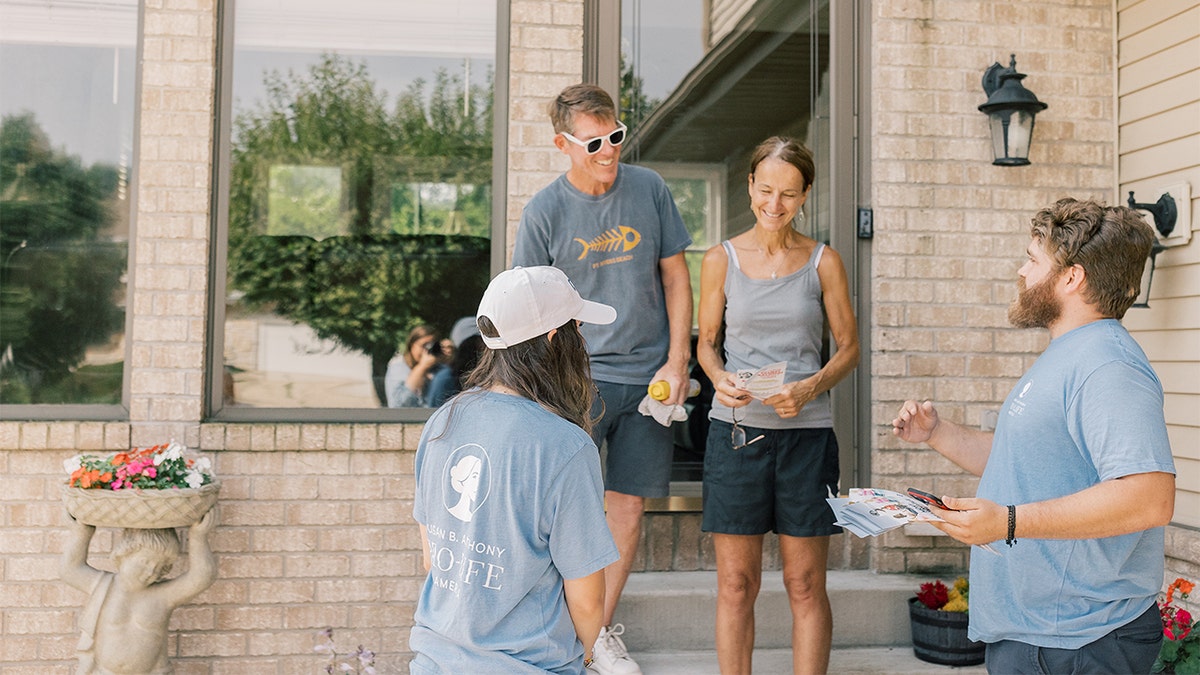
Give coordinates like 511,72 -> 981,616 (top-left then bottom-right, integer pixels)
561,123 -> 627,155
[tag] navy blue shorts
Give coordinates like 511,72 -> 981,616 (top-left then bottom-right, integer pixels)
702,422 -> 841,537
983,603 -> 1162,675
589,381 -> 673,498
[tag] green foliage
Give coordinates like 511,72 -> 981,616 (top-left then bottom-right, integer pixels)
231,233 -> 488,359
227,53 -> 494,404
0,113 -> 126,404
619,52 -> 660,131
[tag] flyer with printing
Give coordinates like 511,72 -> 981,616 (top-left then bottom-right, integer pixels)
736,361 -> 787,399
827,488 -> 1002,555
825,488 -> 944,538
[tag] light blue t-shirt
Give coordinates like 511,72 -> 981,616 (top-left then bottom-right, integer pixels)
512,164 -> 692,384
970,319 -> 1175,648
409,390 -> 619,674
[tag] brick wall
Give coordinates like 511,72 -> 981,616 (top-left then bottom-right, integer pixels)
0,424 -> 424,673
505,0 -> 584,259
868,0 -> 1117,574
130,0 -> 218,446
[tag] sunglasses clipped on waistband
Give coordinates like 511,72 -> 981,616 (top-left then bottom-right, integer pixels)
561,123 -> 627,155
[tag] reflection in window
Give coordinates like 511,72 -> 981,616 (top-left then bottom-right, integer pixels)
221,1 -> 497,410
267,165 -> 346,239
0,0 -> 136,406
620,0 -> 830,239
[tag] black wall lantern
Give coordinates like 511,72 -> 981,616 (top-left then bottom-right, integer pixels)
1128,191 -> 1178,308
979,55 -> 1048,166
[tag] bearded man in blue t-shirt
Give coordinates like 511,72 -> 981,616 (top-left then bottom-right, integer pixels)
512,83 -> 693,675
892,197 -> 1176,674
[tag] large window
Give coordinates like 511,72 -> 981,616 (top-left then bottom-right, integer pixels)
0,0 -> 137,413
214,0 -> 501,416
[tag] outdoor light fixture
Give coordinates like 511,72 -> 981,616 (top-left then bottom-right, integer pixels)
979,55 -> 1048,166
1128,190 -> 1178,308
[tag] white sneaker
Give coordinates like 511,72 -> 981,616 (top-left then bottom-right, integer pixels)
587,624 -> 642,675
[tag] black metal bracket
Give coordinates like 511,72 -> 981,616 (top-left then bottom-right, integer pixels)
1127,191 -> 1177,238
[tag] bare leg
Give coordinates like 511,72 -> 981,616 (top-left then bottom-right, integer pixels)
779,534 -> 832,675
714,533 -> 764,675
602,490 -> 644,625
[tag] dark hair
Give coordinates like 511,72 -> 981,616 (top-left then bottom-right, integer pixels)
451,334 -> 484,383
748,136 -> 815,190
1028,198 -> 1154,319
402,324 -> 438,369
549,83 -> 617,135
459,317 -> 597,433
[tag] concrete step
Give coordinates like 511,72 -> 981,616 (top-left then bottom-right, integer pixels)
614,570 -> 925,652
633,647 -> 987,674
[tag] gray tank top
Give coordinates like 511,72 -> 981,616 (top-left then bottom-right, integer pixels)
709,239 -> 833,429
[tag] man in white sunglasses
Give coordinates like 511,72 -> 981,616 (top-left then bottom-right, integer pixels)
512,83 -> 693,675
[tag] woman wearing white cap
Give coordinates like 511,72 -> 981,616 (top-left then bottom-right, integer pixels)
410,266 -> 620,674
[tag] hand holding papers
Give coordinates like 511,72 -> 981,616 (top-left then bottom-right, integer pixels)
826,488 -> 941,538
827,488 -> 1001,555
736,361 -> 787,399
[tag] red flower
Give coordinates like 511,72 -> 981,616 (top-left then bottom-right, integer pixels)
1166,608 -> 1193,641
917,580 -> 950,610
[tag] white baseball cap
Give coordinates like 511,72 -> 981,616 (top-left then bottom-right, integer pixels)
476,266 -> 616,349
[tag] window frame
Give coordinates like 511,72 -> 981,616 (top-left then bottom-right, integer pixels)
206,0 -> 510,423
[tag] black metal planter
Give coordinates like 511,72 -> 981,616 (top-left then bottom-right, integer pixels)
908,597 -> 986,666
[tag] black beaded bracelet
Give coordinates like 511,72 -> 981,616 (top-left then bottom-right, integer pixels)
1006,504 -> 1017,547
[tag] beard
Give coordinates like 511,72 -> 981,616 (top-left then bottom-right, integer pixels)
1008,271 -> 1062,329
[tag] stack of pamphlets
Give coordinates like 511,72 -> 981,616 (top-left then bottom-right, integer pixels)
825,488 -> 944,538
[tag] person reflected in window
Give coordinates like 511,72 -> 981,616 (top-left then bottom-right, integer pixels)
696,137 -> 860,675
385,325 -> 451,407
427,317 -> 486,408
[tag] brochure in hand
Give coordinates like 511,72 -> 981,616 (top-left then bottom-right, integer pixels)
735,361 -> 787,399
825,487 -> 946,538
827,488 -> 1002,555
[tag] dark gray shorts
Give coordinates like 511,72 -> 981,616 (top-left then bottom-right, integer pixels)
983,602 -> 1162,675
589,381 -> 673,498
701,422 -> 841,537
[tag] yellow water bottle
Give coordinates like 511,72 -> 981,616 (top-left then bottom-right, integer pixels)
648,378 -> 701,401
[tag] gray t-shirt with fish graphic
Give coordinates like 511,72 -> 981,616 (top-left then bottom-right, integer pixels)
512,164 -> 691,384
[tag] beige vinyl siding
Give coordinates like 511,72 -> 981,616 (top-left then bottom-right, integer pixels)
708,0 -> 756,45
1117,0 -> 1200,529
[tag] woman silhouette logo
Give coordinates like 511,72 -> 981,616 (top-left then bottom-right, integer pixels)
443,445 -> 491,522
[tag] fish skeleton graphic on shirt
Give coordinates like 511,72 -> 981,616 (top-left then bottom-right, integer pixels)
574,226 -> 641,260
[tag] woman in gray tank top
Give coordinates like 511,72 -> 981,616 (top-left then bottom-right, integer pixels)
696,137 -> 860,675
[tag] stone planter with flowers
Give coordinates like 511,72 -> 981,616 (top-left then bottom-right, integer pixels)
62,441 -> 219,528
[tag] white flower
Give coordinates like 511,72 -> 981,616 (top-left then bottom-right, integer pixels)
155,441 -> 185,466
63,455 -> 83,474
184,470 -> 204,489
193,456 -> 212,476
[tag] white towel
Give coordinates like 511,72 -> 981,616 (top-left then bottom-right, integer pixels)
637,395 -> 688,427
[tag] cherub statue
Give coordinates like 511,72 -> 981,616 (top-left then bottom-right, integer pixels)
61,510 -> 217,675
